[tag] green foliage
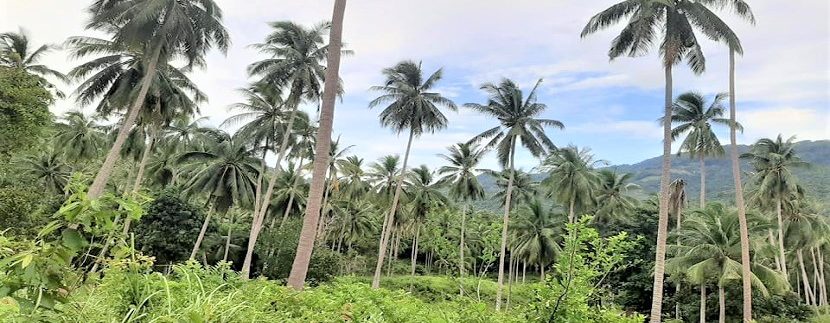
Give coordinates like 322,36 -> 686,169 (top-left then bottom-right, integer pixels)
340,275 -> 537,306
134,191 -> 205,266
258,220 -> 341,285
0,180 -> 146,315
40,262 -> 525,322
527,216 -> 643,323
0,67 -> 53,158
0,187 -> 47,237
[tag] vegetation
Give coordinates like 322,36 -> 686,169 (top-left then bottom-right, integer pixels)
0,0 -> 827,322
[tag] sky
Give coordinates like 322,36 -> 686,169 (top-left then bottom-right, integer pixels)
2,0 -> 828,172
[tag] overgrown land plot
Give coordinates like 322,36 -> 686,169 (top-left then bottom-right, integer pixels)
0,0 -> 828,322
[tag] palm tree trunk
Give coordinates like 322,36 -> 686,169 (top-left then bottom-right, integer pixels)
729,49 -> 754,322
506,252 -> 514,310
676,191 -> 683,321
769,230 -> 782,271
718,285 -> 725,323
88,44 -> 162,199
410,224 -> 420,278
568,197 -> 575,224
522,261 -> 526,283
460,203 -> 466,278
776,199 -> 788,279
649,63 -> 674,323
372,129 -> 415,288
386,226 -> 396,276
253,138 -> 270,229
223,212 -> 234,262
122,128 -> 155,235
812,247 -> 821,304
799,249 -> 815,305
700,285 -> 706,323
286,0 -> 346,290
243,89 -> 303,278
540,262 -> 545,281
190,202 -> 215,260
816,246 -> 827,305
278,155 -> 305,229
316,171 -> 335,243
699,154 -> 706,208
495,140 -> 516,311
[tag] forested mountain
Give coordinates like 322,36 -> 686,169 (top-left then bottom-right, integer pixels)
478,140 -> 830,207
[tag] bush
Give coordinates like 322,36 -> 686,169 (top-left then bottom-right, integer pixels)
0,67 -> 53,159
134,191 -> 204,266
338,275 -> 537,306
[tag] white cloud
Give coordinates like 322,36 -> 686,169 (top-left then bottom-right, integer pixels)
738,107 -> 830,142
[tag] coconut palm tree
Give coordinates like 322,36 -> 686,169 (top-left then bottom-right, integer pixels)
0,29 -> 67,97
742,135 -> 809,281
593,170 -> 639,225
667,203 -> 786,323
541,146 -> 604,223
338,155 -> 370,200
438,142 -> 486,278
367,155 -> 402,197
711,1 -> 756,317
367,60 -> 457,288
465,78 -> 562,309
54,111 -> 107,163
487,169 -> 538,209
666,92 -> 735,208
20,151 -> 71,195
248,21 -> 336,239
581,1 -> 743,318
83,0 -> 229,199
287,0 -> 346,290
407,165 -> 449,277
785,199 -> 827,306
335,199 -> 379,253
511,199 -> 563,280
177,132 -> 260,260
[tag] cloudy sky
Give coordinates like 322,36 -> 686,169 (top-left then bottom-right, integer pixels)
2,0 -> 828,171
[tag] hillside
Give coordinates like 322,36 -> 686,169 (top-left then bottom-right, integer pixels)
476,140 -> 830,209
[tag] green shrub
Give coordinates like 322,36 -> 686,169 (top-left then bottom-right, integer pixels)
134,191 -> 204,266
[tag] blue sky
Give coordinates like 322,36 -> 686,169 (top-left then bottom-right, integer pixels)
2,0 -> 828,172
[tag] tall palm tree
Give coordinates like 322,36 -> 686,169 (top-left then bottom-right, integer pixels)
785,199 -> 827,306
541,146 -> 603,223
54,111 -> 107,163
438,142 -> 486,278
711,1 -> 756,318
84,0 -> 229,199
368,60 -> 457,289
666,92 -> 735,208
487,169 -> 538,209
593,170 -> 639,225
742,135 -> 808,281
465,78 -> 562,310
407,165 -> 449,279
581,1 -> 743,319
511,199 -> 562,280
287,0 -> 346,290
177,133 -> 259,260
334,200 -> 379,253
0,29 -> 67,97
667,203 -> 786,323
20,151 -> 71,195
245,21 -> 343,277
338,155 -> 370,200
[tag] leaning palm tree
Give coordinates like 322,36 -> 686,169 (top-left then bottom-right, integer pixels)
83,0 -> 230,199
368,60 -> 457,289
438,142 -> 486,278
541,146 -> 603,223
581,1 -> 744,319
667,203 -> 786,323
177,132 -> 260,260
20,151 -> 71,195
666,92 -> 735,208
742,135 -> 808,281
244,21 -> 339,277
465,78 -> 563,310
287,0 -> 346,290
0,29 -> 67,97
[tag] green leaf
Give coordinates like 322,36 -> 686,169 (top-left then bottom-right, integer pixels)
61,228 -> 87,252
20,254 -> 33,268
